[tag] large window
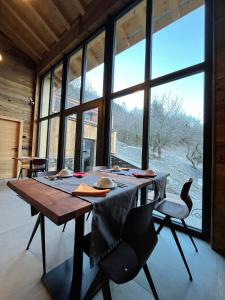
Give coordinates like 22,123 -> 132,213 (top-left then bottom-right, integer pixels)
38,0 -> 210,235
113,1 -> 146,92
84,32 -> 105,102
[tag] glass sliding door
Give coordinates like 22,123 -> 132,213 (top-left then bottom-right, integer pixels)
64,114 -> 77,171
111,91 -> 144,168
149,0 -> 205,230
81,108 -> 99,171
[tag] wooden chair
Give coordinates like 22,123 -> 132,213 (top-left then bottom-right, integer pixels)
81,202 -> 159,300
18,161 -> 30,179
154,178 -> 198,281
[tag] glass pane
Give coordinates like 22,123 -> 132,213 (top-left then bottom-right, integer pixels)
51,64 -> 63,113
110,91 -> 144,168
84,32 -> 105,102
64,114 -> 77,170
151,0 -> 205,79
113,1 -> 146,92
39,120 -> 48,158
48,117 -> 60,171
41,73 -> 51,117
66,49 -> 83,109
149,73 -> 204,230
81,109 -> 98,171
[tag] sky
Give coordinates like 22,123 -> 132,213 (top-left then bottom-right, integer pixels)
83,5 -> 205,120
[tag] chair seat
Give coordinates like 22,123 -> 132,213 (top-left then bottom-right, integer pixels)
155,198 -> 189,219
99,241 -> 140,284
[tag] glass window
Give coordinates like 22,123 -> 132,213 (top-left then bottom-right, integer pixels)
48,117 -> 60,171
111,91 -> 144,168
66,49 -> 83,109
81,109 -> 99,171
113,1 -> 146,92
41,73 -> 51,117
64,114 -> 77,170
151,1 -> 205,79
149,73 -> 204,230
84,32 -> 105,102
39,120 -> 48,158
51,64 -> 63,114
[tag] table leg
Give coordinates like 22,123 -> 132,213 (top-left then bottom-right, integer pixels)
141,187 -> 147,205
40,213 -> 46,275
70,215 -> 85,300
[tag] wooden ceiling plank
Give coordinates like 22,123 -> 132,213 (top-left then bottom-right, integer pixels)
26,2 -> 60,42
0,23 -> 39,62
2,1 -> 50,52
50,0 -> 71,30
72,0 -> 86,16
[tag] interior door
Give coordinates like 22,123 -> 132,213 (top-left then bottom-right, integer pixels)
0,116 -> 22,179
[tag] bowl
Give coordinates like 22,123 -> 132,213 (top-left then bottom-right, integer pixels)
96,177 -> 115,188
112,165 -> 121,171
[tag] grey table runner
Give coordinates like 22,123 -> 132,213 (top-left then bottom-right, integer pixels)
34,175 -> 137,266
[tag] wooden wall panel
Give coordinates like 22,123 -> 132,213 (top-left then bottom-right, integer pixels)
0,32 -> 36,158
212,0 -> 225,255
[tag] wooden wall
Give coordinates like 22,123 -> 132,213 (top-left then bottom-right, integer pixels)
0,32 -> 36,157
212,0 -> 225,254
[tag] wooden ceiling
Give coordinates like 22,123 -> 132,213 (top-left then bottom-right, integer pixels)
0,0 -> 204,74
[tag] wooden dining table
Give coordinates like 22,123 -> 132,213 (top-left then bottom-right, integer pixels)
7,171 -> 165,300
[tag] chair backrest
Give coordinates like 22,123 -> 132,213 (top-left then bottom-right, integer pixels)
30,159 -> 47,170
180,178 -> 193,212
122,202 -> 158,267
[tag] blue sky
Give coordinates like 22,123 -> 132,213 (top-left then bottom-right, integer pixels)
86,5 -> 205,119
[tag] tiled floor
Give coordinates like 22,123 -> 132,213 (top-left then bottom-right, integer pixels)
0,183 -> 224,300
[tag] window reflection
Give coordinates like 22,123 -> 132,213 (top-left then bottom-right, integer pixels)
41,73 -> 51,117
51,64 -> 63,113
151,0 -> 205,78
66,50 -> 83,109
111,91 -> 144,168
82,109 -> 98,171
113,1 -> 146,92
84,32 -> 105,102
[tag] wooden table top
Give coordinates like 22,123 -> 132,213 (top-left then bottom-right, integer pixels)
7,171 -> 157,225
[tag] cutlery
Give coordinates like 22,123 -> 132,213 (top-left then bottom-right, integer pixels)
112,180 -> 127,188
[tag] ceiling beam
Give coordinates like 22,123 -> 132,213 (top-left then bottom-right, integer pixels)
50,0 -> 71,30
26,1 -> 60,42
2,1 -> 50,52
0,22 -> 40,62
38,0 -> 129,73
72,0 -> 86,16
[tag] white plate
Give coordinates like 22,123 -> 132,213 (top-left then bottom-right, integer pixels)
94,182 -> 117,189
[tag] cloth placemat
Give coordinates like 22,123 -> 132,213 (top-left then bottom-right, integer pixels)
34,175 -> 137,266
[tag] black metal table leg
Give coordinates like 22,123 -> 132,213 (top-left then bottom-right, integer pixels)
70,215 -> 85,300
26,214 -> 40,250
40,213 -> 46,275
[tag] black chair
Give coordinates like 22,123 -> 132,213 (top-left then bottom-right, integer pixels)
28,158 -> 47,178
154,178 -> 198,281
81,202 -> 159,300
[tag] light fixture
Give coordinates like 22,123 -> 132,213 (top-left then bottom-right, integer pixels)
0,54 -> 2,62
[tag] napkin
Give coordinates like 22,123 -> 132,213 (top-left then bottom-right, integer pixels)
72,183 -> 111,197
73,172 -> 85,178
132,171 -> 156,178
